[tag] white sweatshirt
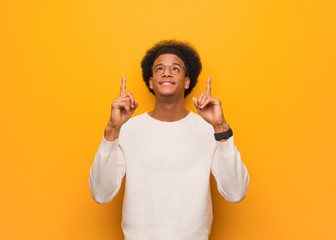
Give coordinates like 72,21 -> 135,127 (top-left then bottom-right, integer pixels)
89,111 -> 250,240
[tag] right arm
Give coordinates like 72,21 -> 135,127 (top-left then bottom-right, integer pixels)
89,134 -> 125,204
88,75 -> 138,204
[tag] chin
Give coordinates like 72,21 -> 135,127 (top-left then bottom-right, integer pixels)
154,88 -> 184,99
158,91 -> 185,99
158,92 -> 174,98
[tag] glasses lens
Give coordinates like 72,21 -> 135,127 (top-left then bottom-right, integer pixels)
153,65 -> 164,75
169,64 -> 182,75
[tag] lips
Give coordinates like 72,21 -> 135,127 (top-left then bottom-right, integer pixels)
159,81 -> 175,86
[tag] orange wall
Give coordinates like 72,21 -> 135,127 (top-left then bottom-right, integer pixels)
1,0 -> 335,239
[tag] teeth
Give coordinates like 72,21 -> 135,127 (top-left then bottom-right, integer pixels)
161,82 -> 174,85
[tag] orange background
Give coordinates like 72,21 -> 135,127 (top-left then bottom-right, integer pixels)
1,0 -> 335,239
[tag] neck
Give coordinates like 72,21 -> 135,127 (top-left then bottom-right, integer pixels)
148,95 -> 189,122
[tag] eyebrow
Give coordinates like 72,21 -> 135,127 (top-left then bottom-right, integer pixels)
153,63 -> 183,67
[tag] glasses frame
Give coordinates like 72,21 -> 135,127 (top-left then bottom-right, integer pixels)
151,63 -> 187,76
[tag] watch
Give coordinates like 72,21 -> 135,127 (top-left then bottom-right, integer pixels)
214,128 -> 233,141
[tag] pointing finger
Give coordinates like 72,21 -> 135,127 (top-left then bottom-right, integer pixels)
206,76 -> 212,96
120,74 -> 126,96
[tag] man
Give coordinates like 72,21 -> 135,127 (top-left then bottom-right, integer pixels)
89,40 -> 250,240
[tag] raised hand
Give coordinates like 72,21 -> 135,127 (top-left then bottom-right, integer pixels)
192,76 -> 230,133
105,75 -> 138,141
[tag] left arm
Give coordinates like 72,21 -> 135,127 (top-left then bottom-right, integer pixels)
211,135 -> 250,202
192,76 -> 250,202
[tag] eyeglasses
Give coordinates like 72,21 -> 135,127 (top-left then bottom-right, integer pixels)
152,63 -> 186,76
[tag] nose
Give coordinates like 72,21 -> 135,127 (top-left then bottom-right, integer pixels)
162,66 -> 172,77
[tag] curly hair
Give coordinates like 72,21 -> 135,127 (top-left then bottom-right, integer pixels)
141,40 -> 202,97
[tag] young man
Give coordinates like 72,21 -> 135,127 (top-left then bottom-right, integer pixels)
89,40 -> 250,240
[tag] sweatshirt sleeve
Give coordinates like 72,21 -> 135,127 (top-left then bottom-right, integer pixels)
88,136 -> 126,204
211,135 -> 250,203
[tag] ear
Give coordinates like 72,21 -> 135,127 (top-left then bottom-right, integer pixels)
184,77 -> 190,88
149,77 -> 153,89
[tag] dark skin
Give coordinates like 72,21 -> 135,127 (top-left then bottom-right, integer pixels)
104,54 -> 230,142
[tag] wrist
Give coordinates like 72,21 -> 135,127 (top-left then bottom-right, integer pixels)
213,123 -> 230,133
213,126 -> 233,142
104,124 -> 121,142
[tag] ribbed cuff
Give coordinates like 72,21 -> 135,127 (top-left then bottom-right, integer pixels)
216,135 -> 234,150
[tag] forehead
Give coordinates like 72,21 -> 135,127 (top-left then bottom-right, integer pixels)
153,54 -> 185,66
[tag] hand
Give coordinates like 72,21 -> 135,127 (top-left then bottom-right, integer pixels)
192,76 -> 230,132
107,74 -> 138,130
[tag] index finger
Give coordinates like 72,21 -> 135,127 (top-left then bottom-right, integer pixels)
206,76 -> 212,96
120,74 -> 126,96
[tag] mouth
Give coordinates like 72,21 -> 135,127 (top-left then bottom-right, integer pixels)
159,81 -> 175,86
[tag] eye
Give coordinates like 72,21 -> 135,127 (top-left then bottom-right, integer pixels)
156,67 -> 164,72
172,67 -> 179,72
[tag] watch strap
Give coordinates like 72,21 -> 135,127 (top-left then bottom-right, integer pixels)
214,128 -> 233,141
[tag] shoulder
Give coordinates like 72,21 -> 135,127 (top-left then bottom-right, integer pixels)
187,111 -> 216,146
122,112 -> 147,130
189,111 -> 212,127
118,113 -> 147,142
188,111 -> 214,133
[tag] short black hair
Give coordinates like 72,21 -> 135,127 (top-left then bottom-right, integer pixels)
141,39 -> 202,97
